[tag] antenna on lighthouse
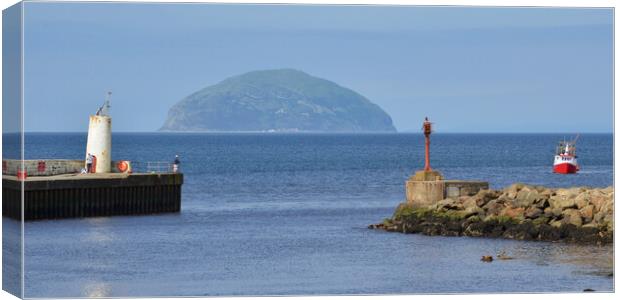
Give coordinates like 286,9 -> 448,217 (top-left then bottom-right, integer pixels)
96,91 -> 112,116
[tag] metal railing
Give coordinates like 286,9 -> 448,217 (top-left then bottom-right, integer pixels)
2,160 -> 180,176
131,161 -> 177,174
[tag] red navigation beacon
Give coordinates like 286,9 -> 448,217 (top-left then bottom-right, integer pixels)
422,117 -> 432,171
411,117 -> 443,181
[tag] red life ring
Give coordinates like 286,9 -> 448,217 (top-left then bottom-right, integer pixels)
117,161 -> 129,173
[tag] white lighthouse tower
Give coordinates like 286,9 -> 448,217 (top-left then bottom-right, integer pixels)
85,92 -> 112,173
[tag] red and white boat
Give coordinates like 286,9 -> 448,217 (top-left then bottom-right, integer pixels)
553,136 -> 579,174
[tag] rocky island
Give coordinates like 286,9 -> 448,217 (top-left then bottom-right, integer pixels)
371,184 -> 614,244
160,69 -> 396,132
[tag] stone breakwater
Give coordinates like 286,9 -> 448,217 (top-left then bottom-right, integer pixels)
370,184 -> 614,244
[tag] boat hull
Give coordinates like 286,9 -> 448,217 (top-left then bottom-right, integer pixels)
553,162 -> 578,174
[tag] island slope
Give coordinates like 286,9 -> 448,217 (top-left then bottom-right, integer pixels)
160,69 -> 396,132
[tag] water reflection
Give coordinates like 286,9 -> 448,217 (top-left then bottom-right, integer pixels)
499,242 -> 613,276
82,218 -> 115,297
85,217 -> 115,243
83,281 -> 111,297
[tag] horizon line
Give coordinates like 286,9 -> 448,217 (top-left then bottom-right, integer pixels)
6,131 -> 614,134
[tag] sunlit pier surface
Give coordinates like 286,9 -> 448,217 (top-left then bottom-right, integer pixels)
2,172 -> 183,221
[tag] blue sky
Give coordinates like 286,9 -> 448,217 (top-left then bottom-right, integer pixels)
20,2 -> 613,132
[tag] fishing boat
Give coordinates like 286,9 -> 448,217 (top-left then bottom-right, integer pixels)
553,135 -> 579,174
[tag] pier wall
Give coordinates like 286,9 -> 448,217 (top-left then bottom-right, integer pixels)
3,159 -> 84,176
405,181 -> 445,208
2,173 -> 183,221
444,181 -> 489,198
406,179 -> 488,207
2,159 -> 143,176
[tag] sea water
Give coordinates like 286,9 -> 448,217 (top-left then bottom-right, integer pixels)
4,133 -> 614,296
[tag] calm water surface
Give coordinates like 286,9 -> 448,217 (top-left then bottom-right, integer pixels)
4,133 -> 614,297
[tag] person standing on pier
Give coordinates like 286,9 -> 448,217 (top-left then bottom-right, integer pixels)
173,155 -> 180,173
86,153 -> 93,173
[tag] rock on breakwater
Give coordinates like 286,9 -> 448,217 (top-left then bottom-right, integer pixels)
371,184 -> 614,244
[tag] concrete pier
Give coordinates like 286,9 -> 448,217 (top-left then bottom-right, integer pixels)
404,117 -> 488,208
405,179 -> 445,208
406,178 -> 489,208
2,172 -> 183,221
405,170 -> 488,208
